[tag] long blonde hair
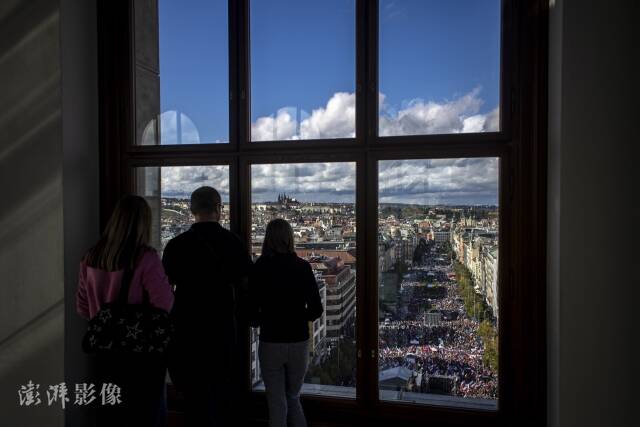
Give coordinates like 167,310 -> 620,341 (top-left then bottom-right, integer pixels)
85,195 -> 152,271
262,218 -> 295,257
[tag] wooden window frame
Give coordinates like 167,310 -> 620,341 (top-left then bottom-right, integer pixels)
97,0 -> 548,425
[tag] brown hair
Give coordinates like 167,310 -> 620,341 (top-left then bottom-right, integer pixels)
84,195 -> 152,271
262,218 -> 295,257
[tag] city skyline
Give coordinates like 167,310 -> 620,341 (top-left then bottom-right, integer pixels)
156,158 -> 499,205
156,178 -> 499,403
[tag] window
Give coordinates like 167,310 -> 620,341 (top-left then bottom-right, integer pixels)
378,0 -> 501,136
250,162 -> 357,397
378,158 -> 499,410
137,0 -> 230,145
250,0 -> 356,141
136,165 -> 230,251
100,0 -> 546,425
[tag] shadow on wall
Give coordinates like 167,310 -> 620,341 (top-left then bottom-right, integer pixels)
0,0 -> 65,425
0,303 -> 65,424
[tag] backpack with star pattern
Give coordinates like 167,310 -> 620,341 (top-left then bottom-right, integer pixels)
82,268 -> 173,354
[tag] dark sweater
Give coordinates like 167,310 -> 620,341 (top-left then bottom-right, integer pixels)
248,253 -> 323,343
162,222 -> 253,345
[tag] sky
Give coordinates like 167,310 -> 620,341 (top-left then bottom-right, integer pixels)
157,0 -> 501,205
159,158 -> 498,205
158,0 -> 501,143
378,158 -> 499,205
158,0 -> 229,144
160,165 -> 230,201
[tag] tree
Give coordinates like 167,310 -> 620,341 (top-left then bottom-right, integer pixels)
453,261 -> 493,322
479,320 -> 499,373
306,339 -> 357,387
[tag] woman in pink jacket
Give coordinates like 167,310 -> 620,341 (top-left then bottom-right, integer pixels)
76,195 -> 174,427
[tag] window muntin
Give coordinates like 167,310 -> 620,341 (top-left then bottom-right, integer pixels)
378,158 -> 499,409
140,0 -> 229,145
113,0 -> 547,422
136,165 -> 230,252
250,162 -> 357,398
378,0 -> 501,137
250,0 -> 356,141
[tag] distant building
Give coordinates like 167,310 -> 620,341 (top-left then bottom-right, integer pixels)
451,223 -> 500,321
277,193 -> 300,206
396,237 -> 416,265
378,236 -> 394,273
308,256 -> 356,340
481,246 -> 499,320
432,228 -> 450,243
310,277 -> 327,354
324,225 -> 343,241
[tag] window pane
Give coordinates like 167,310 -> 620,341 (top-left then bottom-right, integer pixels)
379,1 -> 501,136
250,163 -> 357,398
378,158 -> 499,410
136,165 -> 230,252
250,1 -> 356,141
139,0 -> 229,145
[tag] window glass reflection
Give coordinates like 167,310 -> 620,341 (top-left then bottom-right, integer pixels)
139,0 -> 229,145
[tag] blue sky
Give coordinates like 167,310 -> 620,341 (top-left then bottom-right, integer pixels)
379,0 -> 500,114
158,0 -> 500,143
250,0 -> 356,121
157,1 -> 500,205
159,0 -> 229,144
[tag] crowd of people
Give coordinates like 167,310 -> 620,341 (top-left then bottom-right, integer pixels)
378,244 -> 498,400
379,319 -> 482,352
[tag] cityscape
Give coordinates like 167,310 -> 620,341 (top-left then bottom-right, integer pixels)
377,203 -> 499,407
155,193 -> 499,407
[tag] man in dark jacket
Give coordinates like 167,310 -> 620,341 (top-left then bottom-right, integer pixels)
162,186 -> 252,426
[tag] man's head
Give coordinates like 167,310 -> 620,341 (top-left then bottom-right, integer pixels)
190,186 -> 223,222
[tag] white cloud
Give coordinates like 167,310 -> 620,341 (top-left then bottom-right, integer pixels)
251,107 -> 298,141
462,107 -> 499,133
379,87 -> 499,136
251,162 -> 356,203
155,91 -> 500,204
251,88 -> 499,141
378,158 -> 499,205
154,159 -> 498,205
159,165 -> 230,199
248,158 -> 498,205
299,92 -> 356,139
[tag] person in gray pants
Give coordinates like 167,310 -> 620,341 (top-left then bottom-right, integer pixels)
259,340 -> 310,427
248,219 -> 324,427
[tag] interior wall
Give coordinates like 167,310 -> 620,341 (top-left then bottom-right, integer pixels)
0,0 -> 65,425
60,0 -> 99,426
548,1 -> 638,426
0,0 -> 99,425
